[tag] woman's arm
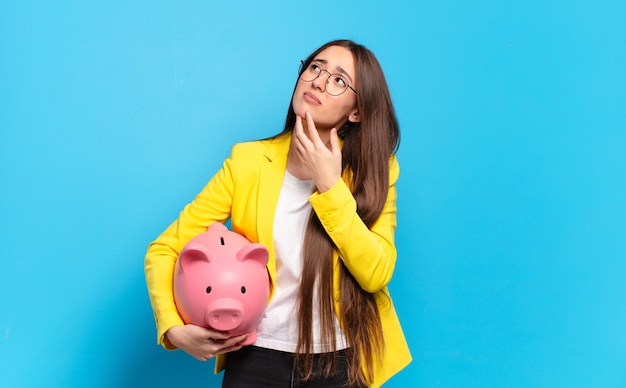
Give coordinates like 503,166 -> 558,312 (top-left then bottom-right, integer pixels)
144,149 -> 238,349
309,157 -> 400,293
164,325 -> 248,360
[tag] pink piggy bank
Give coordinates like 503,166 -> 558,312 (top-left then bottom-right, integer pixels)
174,223 -> 270,346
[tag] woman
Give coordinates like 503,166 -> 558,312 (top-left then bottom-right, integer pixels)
145,39 -> 411,387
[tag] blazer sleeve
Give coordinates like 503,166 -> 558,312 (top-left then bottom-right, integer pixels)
144,147 -> 238,349
308,156 -> 400,293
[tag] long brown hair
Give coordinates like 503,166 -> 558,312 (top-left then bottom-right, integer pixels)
275,39 -> 399,386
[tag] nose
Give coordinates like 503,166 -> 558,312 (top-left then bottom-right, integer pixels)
206,299 -> 244,331
311,70 -> 331,92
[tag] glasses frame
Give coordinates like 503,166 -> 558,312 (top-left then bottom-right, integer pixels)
299,60 -> 358,96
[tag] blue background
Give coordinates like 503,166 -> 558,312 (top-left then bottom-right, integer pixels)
1,1 -> 625,387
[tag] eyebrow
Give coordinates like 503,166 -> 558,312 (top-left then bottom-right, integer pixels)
312,58 -> 354,84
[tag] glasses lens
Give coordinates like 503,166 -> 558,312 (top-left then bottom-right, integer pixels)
299,61 -> 349,96
326,74 -> 349,96
300,61 -> 320,82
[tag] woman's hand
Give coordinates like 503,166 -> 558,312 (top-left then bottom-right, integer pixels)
165,324 -> 248,361
293,111 -> 342,193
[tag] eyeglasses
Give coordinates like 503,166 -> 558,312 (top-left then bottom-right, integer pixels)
299,60 -> 357,96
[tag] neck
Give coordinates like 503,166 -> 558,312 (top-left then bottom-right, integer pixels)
286,142 -> 312,180
302,120 -> 332,146
286,129 -> 330,181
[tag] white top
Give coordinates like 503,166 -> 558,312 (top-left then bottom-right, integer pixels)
254,171 -> 348,353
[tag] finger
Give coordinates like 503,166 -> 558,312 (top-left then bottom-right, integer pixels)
207,334 -> 248,356
203,328 -> 234,342
295,114 -> 303,135
293,115 -> 304,142
198,353 -> 215,361
230,332 -> 250,345
304,111 -> 324,146
329,127 -> 340,154
213,333 -> 246,346
294,114 -> 312,152
207,331 -> 248,344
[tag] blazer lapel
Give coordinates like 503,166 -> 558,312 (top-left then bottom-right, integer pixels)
256,134 -> 291,280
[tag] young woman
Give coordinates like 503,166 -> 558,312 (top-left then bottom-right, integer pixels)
145,39 -> 411,387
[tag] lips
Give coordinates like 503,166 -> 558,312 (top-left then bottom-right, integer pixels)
303,92 -> 321,105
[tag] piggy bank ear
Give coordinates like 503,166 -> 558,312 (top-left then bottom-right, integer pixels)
236,243 -> 269,267
179,242 -> 214,272
208,222 -> 228,232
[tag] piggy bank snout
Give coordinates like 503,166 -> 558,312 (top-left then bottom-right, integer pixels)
206,299 -> 245,331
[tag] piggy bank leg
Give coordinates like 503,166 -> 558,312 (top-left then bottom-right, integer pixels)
239,329 -> 257,346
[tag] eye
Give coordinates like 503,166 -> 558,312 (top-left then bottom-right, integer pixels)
241,286 -> 246,294
309,63 -> 322,74
332,76 -> 347,87
206,286 -> 212,294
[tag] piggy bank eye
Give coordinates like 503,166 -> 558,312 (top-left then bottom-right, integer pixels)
206,286 -> 212,294
241,286 -> 246,294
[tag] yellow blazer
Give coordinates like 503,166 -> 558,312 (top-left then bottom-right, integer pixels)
145,133 -> 411,387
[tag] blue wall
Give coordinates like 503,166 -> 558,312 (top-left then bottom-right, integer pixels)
1,1 -> 625,387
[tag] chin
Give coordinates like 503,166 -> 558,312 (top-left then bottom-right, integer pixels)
292,103 -> 309,119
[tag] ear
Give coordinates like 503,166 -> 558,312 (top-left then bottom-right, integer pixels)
208,222 -> 228,232
236,243 -> 269,267
347,109 -> 360,123
178,242 -> 214,272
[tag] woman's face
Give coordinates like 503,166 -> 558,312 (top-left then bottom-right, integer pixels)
291,45 -> 360,131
